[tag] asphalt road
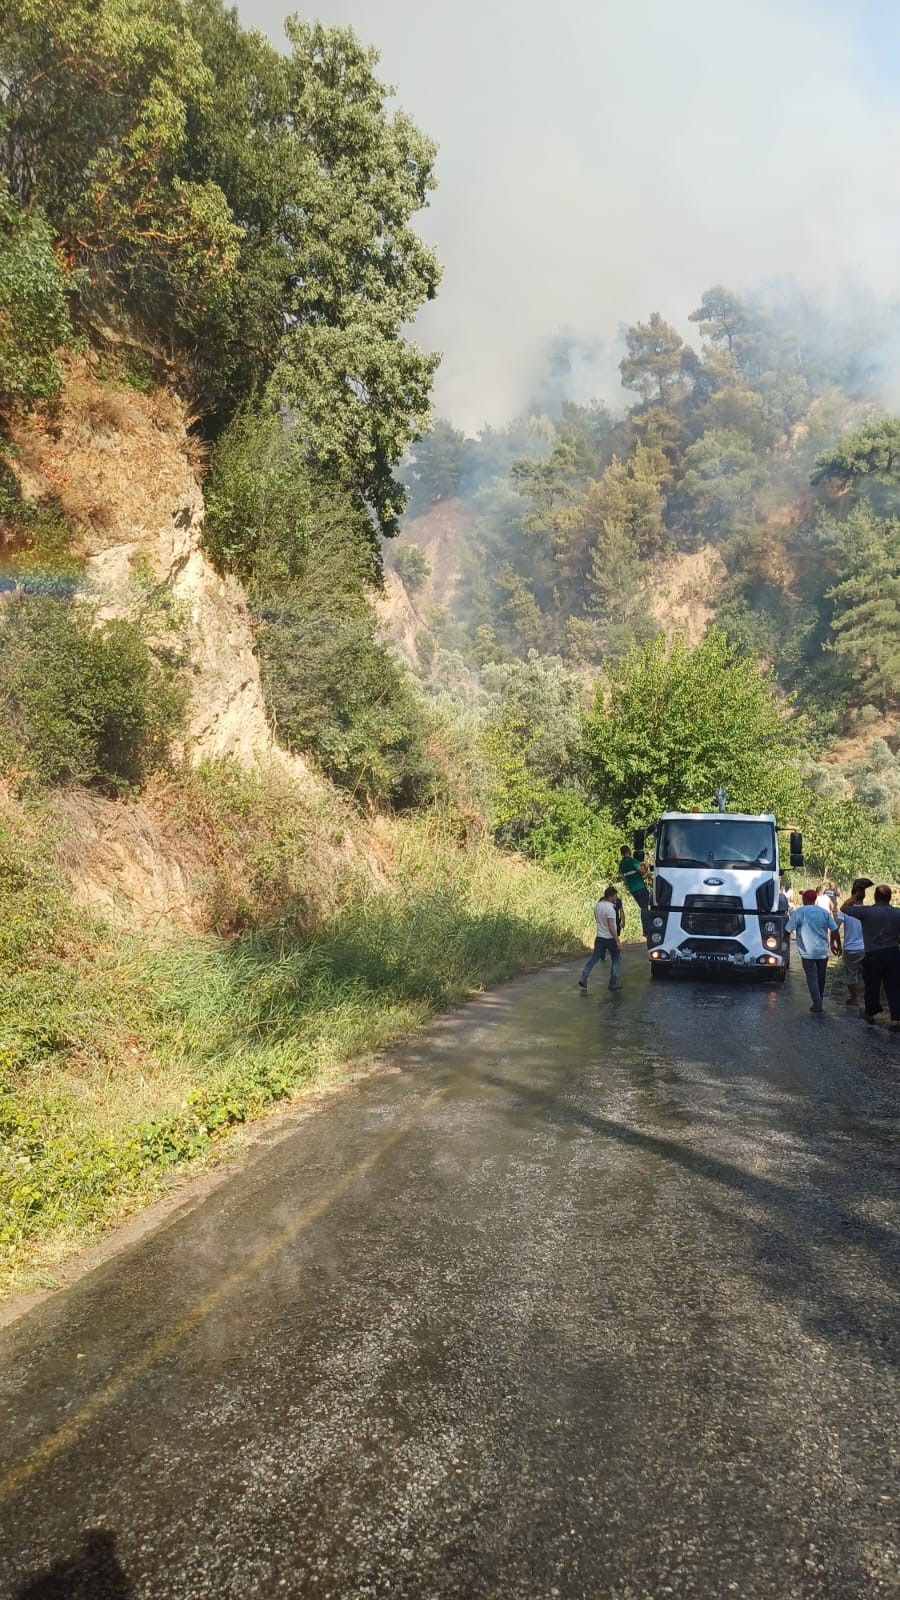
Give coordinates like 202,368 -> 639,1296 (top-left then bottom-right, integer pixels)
1,953 -> 899,1599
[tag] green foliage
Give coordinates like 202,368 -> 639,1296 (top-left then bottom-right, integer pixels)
202,405 -> 324,586
803,795 -> 898,883
204,405 -> 437,808
1,1 -> 440,550
582,629 -> 807,829
403,419 -> 475,513
677,427 -> 762,536
0,594 -> 185,790
0,801 -> 583,1285
260,607 -> 437,809
0,179 -> 73,414
811,418 -> 900,491
391,543 -> 431,593
1,0 -> 241,344
519,787 -> 621,878
620,312 -> 698,405
821,505 -> 900,713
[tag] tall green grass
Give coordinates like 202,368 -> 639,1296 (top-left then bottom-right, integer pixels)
0,808 -> 586,1292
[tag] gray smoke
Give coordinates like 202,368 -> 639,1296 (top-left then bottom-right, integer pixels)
238,0 -> 900,428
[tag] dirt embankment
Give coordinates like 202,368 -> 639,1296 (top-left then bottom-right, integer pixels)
647,545 -> 727,645
7,360 -> 334,931
10,359 -> 285,767
377,497 -> 474,663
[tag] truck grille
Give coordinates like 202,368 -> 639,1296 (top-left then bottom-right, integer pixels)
679,938 -> 747,955
681,895 -> 745,937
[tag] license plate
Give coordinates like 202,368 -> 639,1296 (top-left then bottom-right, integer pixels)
702,954 -> 733,963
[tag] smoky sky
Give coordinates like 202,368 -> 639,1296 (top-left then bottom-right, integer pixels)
237,0 -> 900,429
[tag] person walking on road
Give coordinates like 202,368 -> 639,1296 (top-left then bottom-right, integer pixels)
579,887 -> 623,992
786,888 -> 839,1013
843,885 -> 900,1030
619,845 -> 650,935
833,878 -> 873,1009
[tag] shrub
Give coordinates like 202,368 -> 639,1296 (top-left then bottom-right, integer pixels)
0,594 -> 186,791
259,610 -> 438,809
0,179 -> 72,416
207,406 -> 439,810
391,543 -> 431,593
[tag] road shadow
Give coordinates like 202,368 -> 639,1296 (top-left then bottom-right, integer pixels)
472,1053 -> 900,1369
14,1530 -> 131,1599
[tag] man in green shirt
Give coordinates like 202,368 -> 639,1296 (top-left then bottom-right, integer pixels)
619,844 -> 650,935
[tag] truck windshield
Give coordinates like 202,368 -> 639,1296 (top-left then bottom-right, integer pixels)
656,818 -> 776,869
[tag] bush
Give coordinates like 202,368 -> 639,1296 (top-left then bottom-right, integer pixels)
0,594 -> 185,791
391,543 -> 431,593
803,795 -> 898,882
0,180 -> 72,416
260,609 -> 438,809
0,447 -> 81,581
206,406 -> 439,809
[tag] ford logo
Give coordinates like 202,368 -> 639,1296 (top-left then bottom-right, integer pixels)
703,876 -> 724,885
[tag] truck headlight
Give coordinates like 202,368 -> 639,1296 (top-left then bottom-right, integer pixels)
650,931 -> 663,944
763,920 -> 776,934
651,915 -> 664,929
764,936 -> 778,950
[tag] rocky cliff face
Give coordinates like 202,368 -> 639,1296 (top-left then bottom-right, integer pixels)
8,359 -> 322,929
10,357 -> 285,768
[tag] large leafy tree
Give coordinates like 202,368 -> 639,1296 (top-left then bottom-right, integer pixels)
0,0 -> 240,338
582,629 -> 806,829
273,21 -> 440,542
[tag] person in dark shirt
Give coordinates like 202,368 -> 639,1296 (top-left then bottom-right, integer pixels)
844,885 -> 900,1028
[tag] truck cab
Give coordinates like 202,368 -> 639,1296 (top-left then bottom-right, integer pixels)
643,810 -> 798,980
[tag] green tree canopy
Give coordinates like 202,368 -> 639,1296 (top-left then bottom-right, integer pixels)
811,418 -> 900,491
581,629 -> 806,829
823,504 -> 900,713
620,312 -> 697,406
1,0 -> 441,551
0,179 -> 72,413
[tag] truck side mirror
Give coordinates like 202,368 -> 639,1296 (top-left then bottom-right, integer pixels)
789,831 -> 804,869
633,828 -> 646,857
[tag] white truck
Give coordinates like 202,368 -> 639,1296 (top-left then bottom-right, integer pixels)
634,800 -> 804,981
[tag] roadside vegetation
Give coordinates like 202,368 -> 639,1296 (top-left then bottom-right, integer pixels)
0,782 -> 586,1293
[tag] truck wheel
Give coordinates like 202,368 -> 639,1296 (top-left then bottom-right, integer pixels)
650,964 -> 669,980
772,966 -> 787,984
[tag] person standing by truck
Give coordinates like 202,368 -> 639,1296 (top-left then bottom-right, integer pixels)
833,878 -> 873,1008
842,885 -> 900,1030
579,887 -> 623,992
785,888 -> 839,1013
619,844 -> 650,934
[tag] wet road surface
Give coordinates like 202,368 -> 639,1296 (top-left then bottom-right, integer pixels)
1,954 -> 899,1599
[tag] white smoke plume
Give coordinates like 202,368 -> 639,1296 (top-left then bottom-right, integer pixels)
238,0 -> 900,429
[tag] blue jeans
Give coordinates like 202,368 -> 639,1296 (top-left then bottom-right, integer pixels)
801,957 -> 827,1009
581,937 -> 621,988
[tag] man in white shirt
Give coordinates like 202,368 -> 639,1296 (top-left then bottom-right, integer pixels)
815,882 -> 838,913
578,886 -> 622,992
786,889 -> 839,1012
833,877 -> 873,1008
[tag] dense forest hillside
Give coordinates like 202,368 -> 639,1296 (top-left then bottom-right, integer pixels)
393,293 -> 900,853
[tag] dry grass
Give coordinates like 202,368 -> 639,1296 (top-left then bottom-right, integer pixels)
8,355 -> 196,553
